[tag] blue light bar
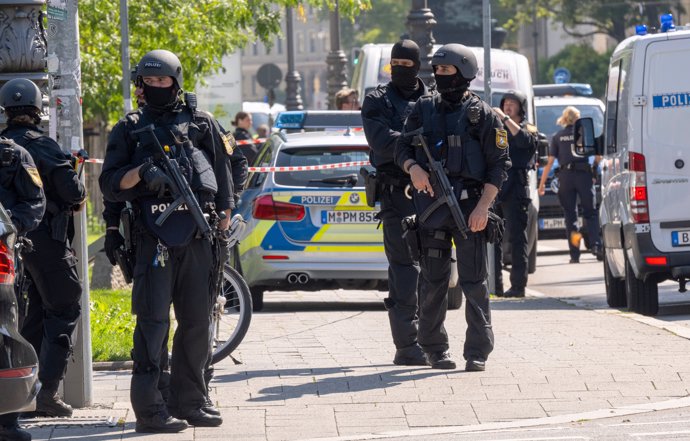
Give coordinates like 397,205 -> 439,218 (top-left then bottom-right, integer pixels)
274,111 -> 306,129
660,13 -> 675,32
635,25 -> 648,36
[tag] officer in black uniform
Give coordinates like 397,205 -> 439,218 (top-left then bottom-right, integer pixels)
395,43 -> 509,371
100,49 -> 235,433
538,105 -> 602,263
492,90 -> 538,298
0,137 -> 45,441
0,78 -> 86,418
361,39 -> 430,366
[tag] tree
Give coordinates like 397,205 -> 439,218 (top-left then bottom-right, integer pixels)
497,0 -> 684,43
79,0 -> 370,125
340,0 -> 408,51
538,44 -> 611,97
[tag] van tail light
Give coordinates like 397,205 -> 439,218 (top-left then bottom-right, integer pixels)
629,152 -> 649,223
0,240 -> 15,285
252,195 -> 305,221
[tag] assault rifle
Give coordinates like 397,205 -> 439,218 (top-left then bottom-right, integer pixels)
132,124 -> 212,238
405,127 -> 471,239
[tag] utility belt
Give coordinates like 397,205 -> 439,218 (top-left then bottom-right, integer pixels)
359,168 -> 410,208
563,162 -> 591,172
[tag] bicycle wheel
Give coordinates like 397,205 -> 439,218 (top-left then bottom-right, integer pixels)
210,264 -> 252,364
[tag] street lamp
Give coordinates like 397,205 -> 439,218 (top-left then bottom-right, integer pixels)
285,7 -> 304,110
326,0 -> 348,109
405,0 -> 437,86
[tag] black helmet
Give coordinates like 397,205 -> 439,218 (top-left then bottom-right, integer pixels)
500,90 -> 528,116
0,78 -> 42,111
136,49 -> 183,88
431,43 -> 478,81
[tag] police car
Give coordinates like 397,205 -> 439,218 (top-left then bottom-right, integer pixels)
534,84 -> 605,243
233,111 -> 386,311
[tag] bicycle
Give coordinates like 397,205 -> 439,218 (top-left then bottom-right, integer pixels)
209,214 -> 252,364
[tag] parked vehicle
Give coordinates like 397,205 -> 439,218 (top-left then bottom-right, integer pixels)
577,21 -> 690,316
0,204 -> 39,414
233,111 -> 386,311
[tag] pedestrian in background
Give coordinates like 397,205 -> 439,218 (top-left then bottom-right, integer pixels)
232,111 -> 257,164
0,78 -> 86,419
361,39 -> 430,367
492,90 -> 538,298
538,106 -> 603,263
396,43 -> 509,371
336,88 -> 360,110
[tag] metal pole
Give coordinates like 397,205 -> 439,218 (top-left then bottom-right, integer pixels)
326,0 -> 348,109
120,0 -> 132,113
405,0 -> 436,86
532,1 -> 539,82
482,0 -> 496,295
284,7 -> 303,110
47,0 -> 92,407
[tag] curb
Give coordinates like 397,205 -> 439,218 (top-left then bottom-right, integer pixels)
92,360 -> 132,371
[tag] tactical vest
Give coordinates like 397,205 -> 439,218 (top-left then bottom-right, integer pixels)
380,83 -> 418,132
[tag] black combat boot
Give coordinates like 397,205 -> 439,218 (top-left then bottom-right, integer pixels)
393,344 -> 427,366
0,422 -> 31,441
425,351 -> 456,369
201,396 -> 221,416
34,383 -> 73,417
135,411 -> 188,433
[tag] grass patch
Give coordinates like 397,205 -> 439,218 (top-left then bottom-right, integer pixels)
90,288 -> 135,362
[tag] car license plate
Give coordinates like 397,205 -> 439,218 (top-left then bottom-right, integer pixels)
672,230 -> 690,247
322,210 -> 378,224
539,217 -> 565,230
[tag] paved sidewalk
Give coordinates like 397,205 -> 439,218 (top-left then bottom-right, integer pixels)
20,289 -> 690,440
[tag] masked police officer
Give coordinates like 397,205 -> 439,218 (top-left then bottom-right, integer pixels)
100,49 -> 236,433
361,39 -> 431,366
0,137 -> 45,441
0,78 -> 86,418
395,43 -> 509,371
538,106 -> 602,263
492,91 -> 538,298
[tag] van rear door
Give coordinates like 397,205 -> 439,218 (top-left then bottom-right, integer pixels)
643,36 -> 690,252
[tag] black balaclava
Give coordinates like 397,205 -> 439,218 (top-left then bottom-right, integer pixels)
143,83 -> 178,109
390,40 -> 420,94
434,69 -> 470,104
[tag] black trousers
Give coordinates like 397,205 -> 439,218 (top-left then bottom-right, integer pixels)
417,199 -> 494,361
21,228 -> 81,388
130,232 -> 213,419
379,183 -> 420,350
494,184 -> 530,290
558,169 -> 601,260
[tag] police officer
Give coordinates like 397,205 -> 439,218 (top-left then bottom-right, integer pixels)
0,137 -> 45,441
0,78 -> 86,418
395,43 -> 509,371
492,91 -> 538,298
99,49 -> 236,433
538,106 -> 602,263
361,39 -> 431,366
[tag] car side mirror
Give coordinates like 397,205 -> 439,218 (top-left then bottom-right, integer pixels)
537,131 -> 549,165
572,117 -> 596,157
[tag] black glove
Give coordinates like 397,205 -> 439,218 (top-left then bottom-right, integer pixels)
104,229 -> 125,266
138,162 -> 173,197
484,211 -> 505,244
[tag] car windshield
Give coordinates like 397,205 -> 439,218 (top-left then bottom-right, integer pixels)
275,146 -> 370,187
536,104 -> 604,140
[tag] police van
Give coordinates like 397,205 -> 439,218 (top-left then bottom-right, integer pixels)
351,43 -> 540,298
577,19 -> 690,316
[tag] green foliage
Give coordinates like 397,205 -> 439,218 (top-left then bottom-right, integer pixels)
538,44 -> 612,98
497,0 -> 684,43
90,289 -> 135,362
79,1 -> 370,124
340,0 -> 408,50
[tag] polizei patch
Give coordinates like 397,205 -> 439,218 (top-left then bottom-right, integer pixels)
144,61 -> 162,69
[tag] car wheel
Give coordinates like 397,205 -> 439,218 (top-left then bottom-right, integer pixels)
528,239 -> 537,274
625,256 -> 658,316
604,250 -> 626,308
448,285 -> 463,310
251,288 -> 265,312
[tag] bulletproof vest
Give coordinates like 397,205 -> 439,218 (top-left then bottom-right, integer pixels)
381,83 -> 418,132
415,94 -> 484,181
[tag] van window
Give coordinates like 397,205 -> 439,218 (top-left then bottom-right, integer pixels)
536,104 -> 604,140
615,55 -> 632,152
605,60 -> 623,154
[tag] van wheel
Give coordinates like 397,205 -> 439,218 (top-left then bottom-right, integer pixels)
604,253 -> 626,308
448,286 -> 463,310
625,257 -> 658,316
251,288 -> 265,312
528,240 -> 537,274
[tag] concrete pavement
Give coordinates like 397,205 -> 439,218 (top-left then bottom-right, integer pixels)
20,256 -> 690,440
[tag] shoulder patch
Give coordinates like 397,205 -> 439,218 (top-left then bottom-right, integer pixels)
24,165 -> 42,188
496,129 -> 509,149
222,133 -> 235,155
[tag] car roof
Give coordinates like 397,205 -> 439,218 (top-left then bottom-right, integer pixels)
273,130 -> 370,148
534,96 -> 605,108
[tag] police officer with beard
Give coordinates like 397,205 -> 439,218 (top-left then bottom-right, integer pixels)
492,90 -> 538,298
100,49 -> 236,433
0,78 -> 86,418
395,44 -> 509,371
0,136 -> 45,441
361,39 -> 430,366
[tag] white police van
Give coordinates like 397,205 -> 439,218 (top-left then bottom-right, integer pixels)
578,17 -> 690,316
